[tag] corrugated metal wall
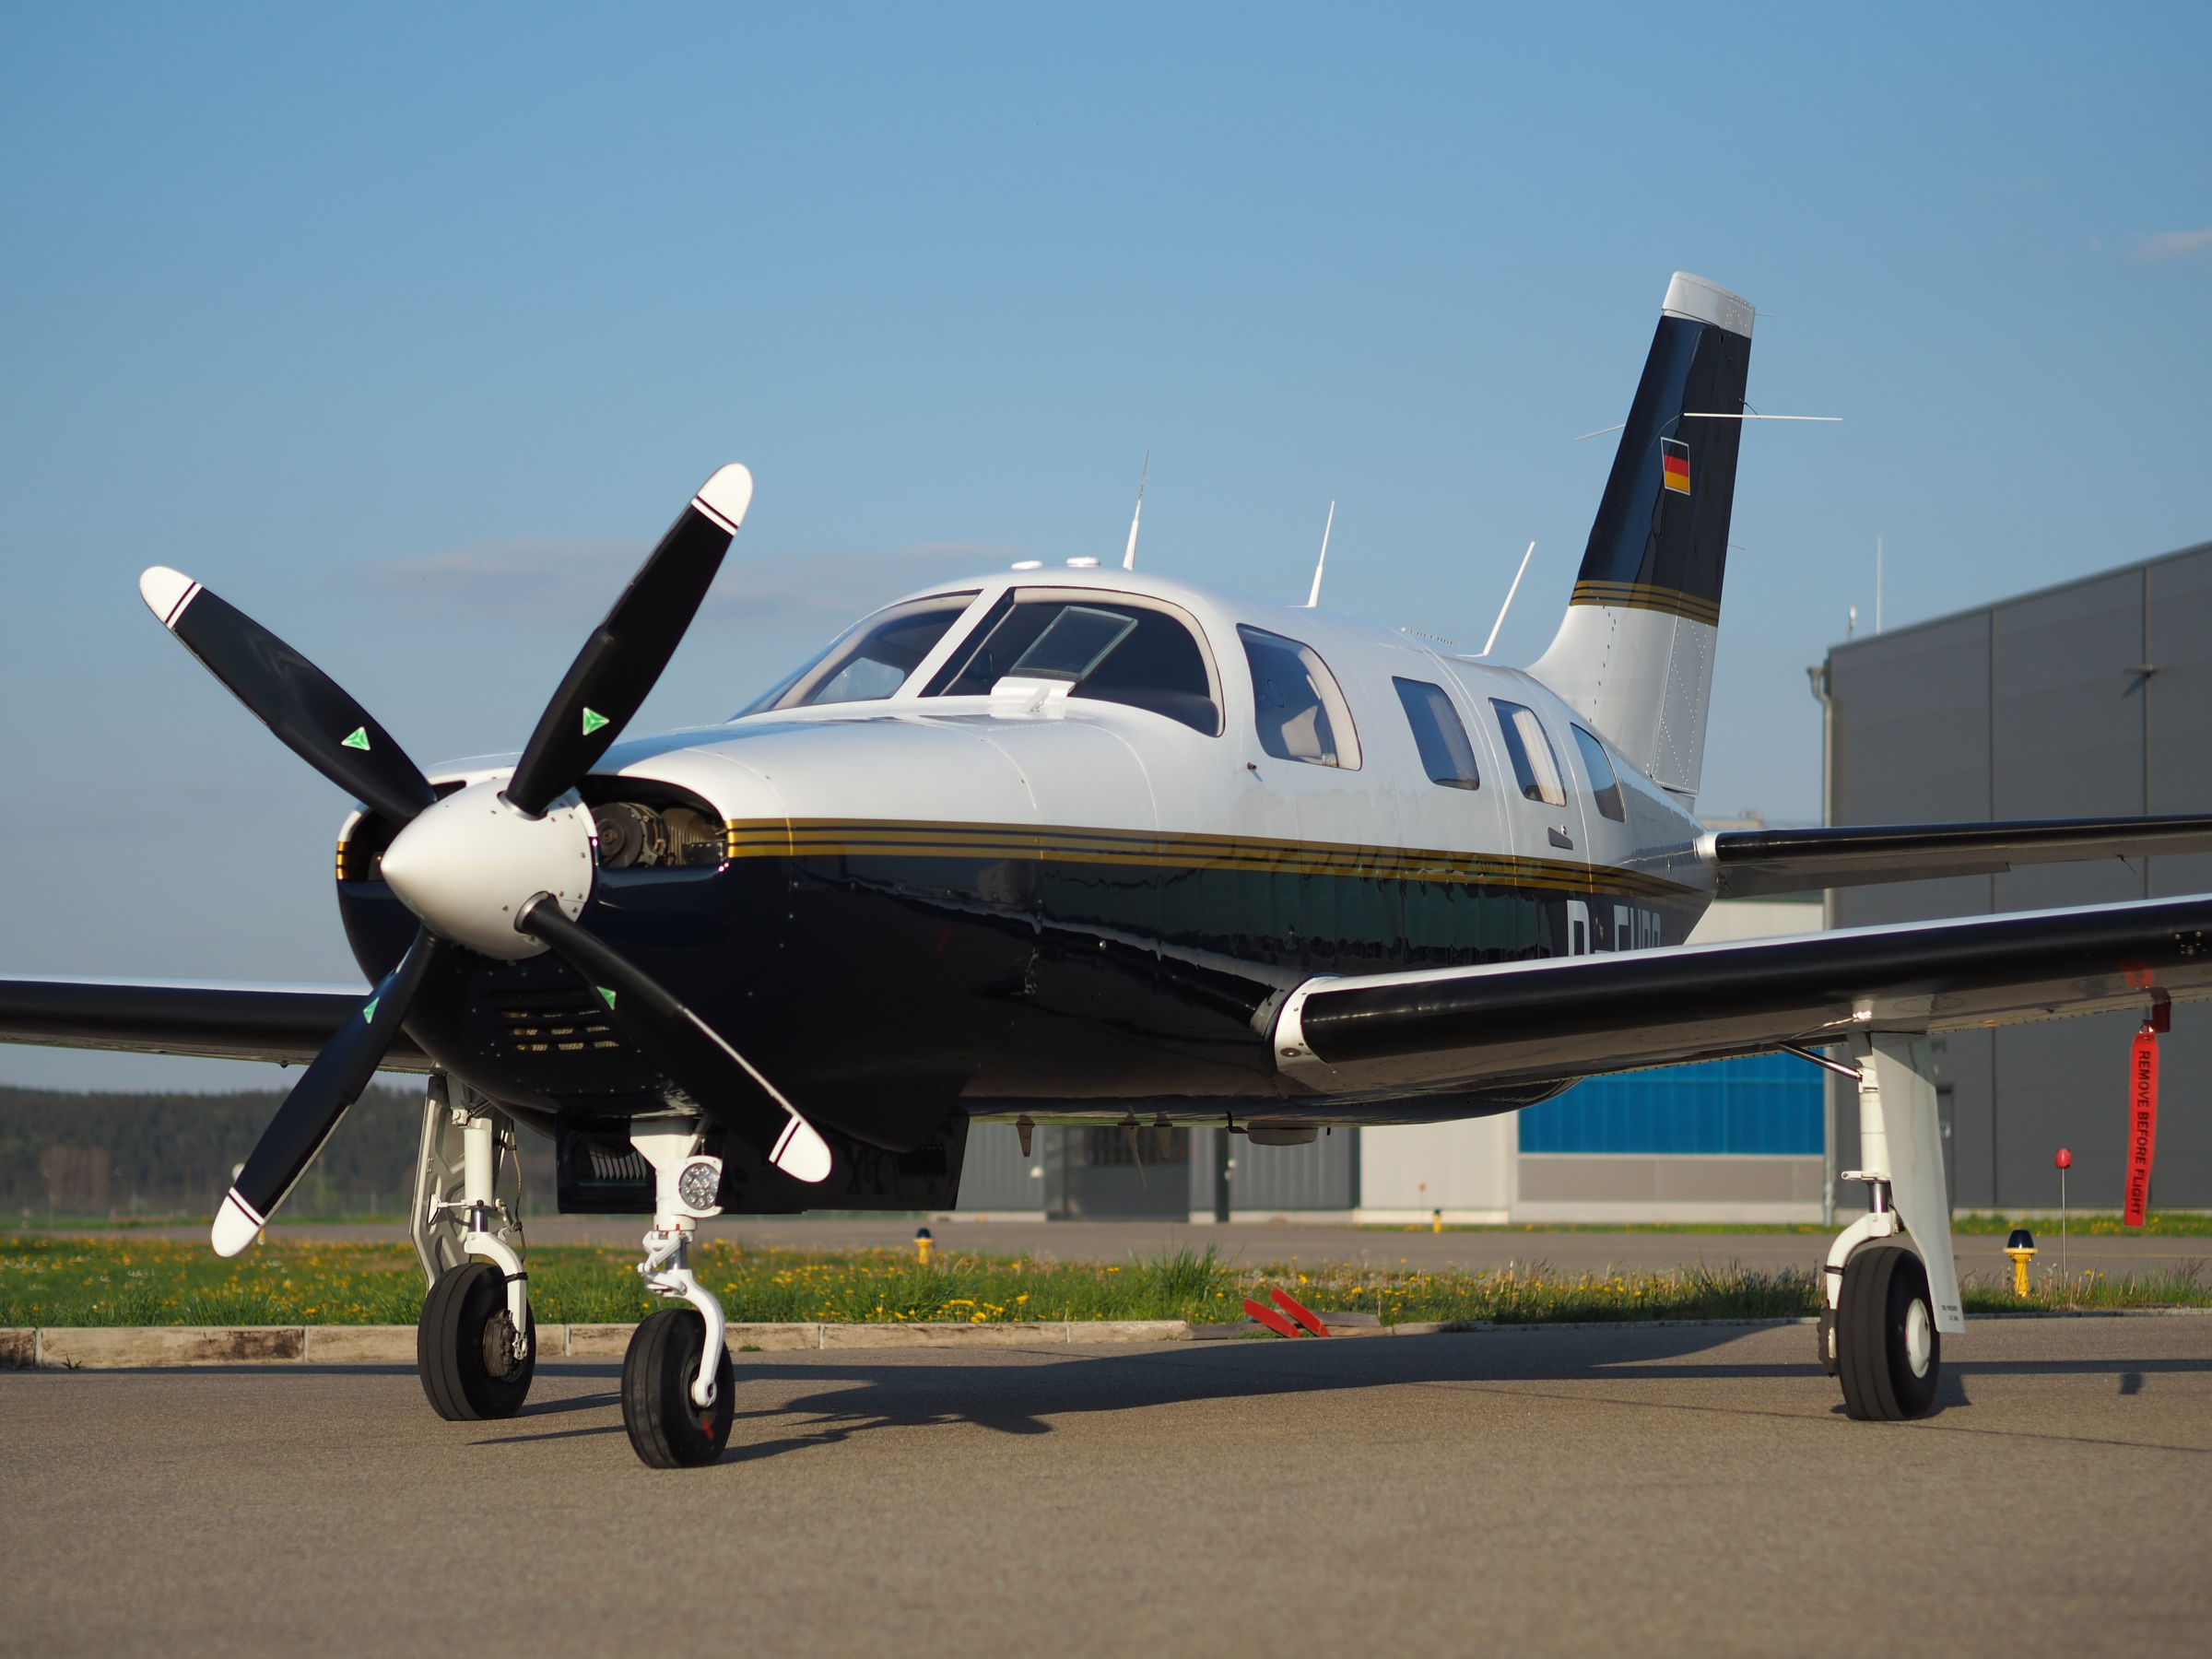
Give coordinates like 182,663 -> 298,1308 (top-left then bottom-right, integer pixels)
1520,1054 -> 1822,1155
1827,539 -> 2212,1208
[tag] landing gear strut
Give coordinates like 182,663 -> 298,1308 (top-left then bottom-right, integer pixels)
621,1116 -> 735,1467
412,1077 -> 535,1420
1818,1032 -> 1962,1420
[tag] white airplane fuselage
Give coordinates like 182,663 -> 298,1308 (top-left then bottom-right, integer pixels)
335,564 -> 1713,1165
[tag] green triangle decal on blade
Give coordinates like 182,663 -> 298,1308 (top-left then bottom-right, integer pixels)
595,987 -> 617,1010
361,997 -> 380,1024
341,727 -> 371,751
581,707 -> 610,736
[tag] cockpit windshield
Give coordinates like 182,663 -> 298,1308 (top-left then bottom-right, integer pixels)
922,593 -> 1221,735
740,593 -> 978,714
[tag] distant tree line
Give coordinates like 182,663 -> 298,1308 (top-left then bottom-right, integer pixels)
1,1084 -> 460,1220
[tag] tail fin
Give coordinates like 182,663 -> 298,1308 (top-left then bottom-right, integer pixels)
1527,272 -> 1753,797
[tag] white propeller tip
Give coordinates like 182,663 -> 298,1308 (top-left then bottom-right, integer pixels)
138,566 -> 201,629
210,1188 -> 265,1257
770,1117 -> 833,1184
692,465 -> 754,535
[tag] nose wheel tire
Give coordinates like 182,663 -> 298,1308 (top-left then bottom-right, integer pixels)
623,1307 -> 735,1467
1835,1241 -> 1940,1421
418,1259 -> 536,1421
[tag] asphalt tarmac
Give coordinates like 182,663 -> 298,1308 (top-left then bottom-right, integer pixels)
45,1215 -> 2207,1282
5,1316 -> 2207,1657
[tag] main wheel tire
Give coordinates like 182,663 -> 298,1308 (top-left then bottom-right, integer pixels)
1835,1241 -> 1940,1421
622,1307 -> 735,1468
418,1260 -> 536,1421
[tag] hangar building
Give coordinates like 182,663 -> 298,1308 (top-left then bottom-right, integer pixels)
1818,536 -> 2212,1214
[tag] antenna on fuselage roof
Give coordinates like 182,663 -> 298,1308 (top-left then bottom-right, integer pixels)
1120,452 -> 1150,571
1302,500 -> 1336,607
1466,541 -> 1537,659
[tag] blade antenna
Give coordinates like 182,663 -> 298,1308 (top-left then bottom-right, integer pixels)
1471,541 -> 1537,659
1120,452 -> 1149,571
1303,501 -> 1336,608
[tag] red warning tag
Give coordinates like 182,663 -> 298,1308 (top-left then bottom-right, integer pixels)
2124,1021 -> 2160,1228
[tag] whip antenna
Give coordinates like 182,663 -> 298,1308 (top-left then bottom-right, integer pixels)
1121,453 -> 1150,571
1303,500 -> 1336,607
1471,541 -> 1536,658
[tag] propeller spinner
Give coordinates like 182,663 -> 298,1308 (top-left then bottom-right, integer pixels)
142,464 -> 830,1256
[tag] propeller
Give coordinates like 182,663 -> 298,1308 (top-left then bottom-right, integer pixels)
516,896 -> 832,1182
211,925 -> 449,1255
142,464 -> 830,1256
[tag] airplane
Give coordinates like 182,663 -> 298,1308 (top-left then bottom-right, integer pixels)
9,270 -> 2212,1466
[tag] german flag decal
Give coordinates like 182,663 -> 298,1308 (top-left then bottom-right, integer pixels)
1660,437 -> 1691,495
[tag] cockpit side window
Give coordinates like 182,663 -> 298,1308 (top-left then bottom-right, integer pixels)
1571,724 -> 1627,821
923,593 -> 1221,735
1489,699 -> 1566,806
1241,626 -> 1360,769
741,593 -> 979,713
1393,677 -> 1480,789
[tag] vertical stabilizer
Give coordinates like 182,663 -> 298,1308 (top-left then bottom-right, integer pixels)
1527,273 -> 1753,796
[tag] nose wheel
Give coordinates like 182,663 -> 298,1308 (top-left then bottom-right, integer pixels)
624,1308 -> 735,1467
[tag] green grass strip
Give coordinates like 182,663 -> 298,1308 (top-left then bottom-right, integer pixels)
3,1234 -> 2203,1329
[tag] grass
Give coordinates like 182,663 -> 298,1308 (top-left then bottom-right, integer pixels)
1361,1211 -> 2212,1237
3,1234 -> 2204,1329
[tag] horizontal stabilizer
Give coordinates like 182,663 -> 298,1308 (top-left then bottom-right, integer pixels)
1710,814 -> 2212,898
1271,894 -> 2212,1097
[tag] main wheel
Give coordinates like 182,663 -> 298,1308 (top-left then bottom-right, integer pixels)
418,1260 -> 535,1421
1835,1241 -> 1940,1421
622,1307 -> 735,1468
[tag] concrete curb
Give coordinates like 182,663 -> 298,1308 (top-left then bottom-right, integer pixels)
0,1320 -> 1194,1369
5,1307 -> 2204,1370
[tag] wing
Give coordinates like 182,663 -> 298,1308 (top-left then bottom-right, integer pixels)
0,977 -> 435,1070
1710,814 -> 2212,898
1271,894 -> 2212,1096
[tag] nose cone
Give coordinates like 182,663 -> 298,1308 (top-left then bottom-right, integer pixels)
382,781 -> 595,959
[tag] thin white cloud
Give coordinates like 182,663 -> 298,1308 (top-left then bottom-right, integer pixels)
2135,227 -> 2212,263
359,539 -> 1027,629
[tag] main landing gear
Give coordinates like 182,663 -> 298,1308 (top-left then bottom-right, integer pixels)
411,1077 -> 535,1420
1816,1032 -> 1963,1420
621,1116 -> 735,1467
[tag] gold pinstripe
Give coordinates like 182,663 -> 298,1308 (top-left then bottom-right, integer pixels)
723,818 -> 1699,900
1568,581 -> 1722,627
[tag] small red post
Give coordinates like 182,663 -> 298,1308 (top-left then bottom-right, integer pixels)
2054,1147 -> 2071,1286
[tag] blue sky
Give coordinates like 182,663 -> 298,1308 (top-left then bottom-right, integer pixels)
4,2 -> 2207,1088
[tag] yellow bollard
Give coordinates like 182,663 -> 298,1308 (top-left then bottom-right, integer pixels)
914,1226 -> 934,1266
2005,1226 -> 2037,1298
1431,1208 -> 1442,1234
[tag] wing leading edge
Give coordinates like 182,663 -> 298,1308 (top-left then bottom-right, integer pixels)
1709,813 -> 2212,898
1272,895 -> 2212,1097
0,978 -> 434,1070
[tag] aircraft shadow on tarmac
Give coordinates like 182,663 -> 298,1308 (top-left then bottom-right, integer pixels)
459,1325 -> 2212,1459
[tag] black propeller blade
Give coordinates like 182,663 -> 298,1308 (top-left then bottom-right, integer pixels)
211,926 -> 450,1255
515,894 -> 831,1182
503,465 -> 754,818
138,567 -> 438,830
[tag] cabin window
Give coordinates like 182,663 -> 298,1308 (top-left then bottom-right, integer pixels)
1489,699 -> 1566,806
1393,677 -> 1480,789
1571,724 -> 1627,821
924,593 -> 1221,735
1241,626 -> 1360,769
743,593 -> 980,712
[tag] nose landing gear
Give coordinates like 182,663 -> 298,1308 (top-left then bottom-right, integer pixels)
622,1116 -> 735,1467
412,1077 -> 536,1421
